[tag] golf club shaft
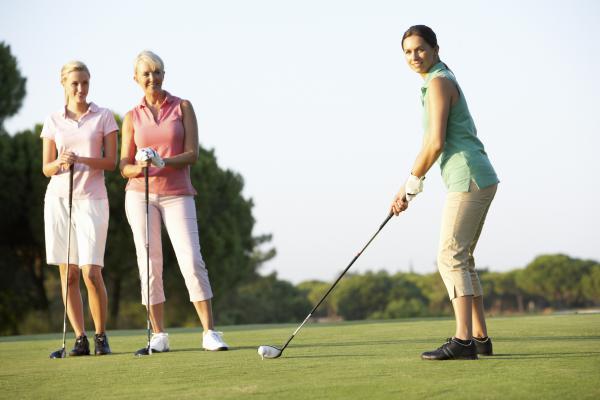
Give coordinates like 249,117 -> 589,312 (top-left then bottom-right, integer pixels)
61,164 -> 75,353
144,165 -> 151,354
279,212 -> 394,352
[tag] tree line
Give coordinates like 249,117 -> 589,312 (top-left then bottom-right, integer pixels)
299,254 -> 600,322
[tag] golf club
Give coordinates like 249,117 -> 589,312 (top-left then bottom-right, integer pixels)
258,212 -> 394,359
135,165 -> 153,356
50,164 -> 74,359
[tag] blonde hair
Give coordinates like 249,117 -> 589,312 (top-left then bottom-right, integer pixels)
134,50 -> 165,74
60,60 -> 90,84
60,60 -> 90,103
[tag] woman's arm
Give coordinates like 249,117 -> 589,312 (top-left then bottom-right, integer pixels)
410,77 -> 456,177
119,112 -> 146,178
163,100 -> 199,169
391,77 -> 457,215
75,131 -> 118,171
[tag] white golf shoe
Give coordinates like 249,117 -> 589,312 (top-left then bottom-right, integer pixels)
150,332 -> 170,352
202,330 -> 229,351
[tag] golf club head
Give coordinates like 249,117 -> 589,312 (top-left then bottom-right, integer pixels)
257,345 -> 283,360
49,348 -> 66,359
134,346 -> 152,356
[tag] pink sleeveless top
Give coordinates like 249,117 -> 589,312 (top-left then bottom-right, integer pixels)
126,92 -> 196,196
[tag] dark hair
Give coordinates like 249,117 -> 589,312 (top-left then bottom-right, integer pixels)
401,25 -> 438,50
402,25 -> 449,71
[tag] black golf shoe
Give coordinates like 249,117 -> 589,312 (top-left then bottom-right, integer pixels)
69,335 -> 90,356
421,338 -> 478,360
94,333 -> 112,355
473,336 -> 493,356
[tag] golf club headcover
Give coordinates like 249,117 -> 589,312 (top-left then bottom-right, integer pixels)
405,173 -> 424,201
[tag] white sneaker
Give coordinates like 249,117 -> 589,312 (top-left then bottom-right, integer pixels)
150,332 -> 170,352
202,330 -> 228,351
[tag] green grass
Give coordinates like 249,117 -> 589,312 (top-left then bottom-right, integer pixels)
1,314 -> 599,399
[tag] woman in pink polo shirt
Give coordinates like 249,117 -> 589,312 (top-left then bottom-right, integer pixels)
41,61 -> 118,356
120,50 -> 228,353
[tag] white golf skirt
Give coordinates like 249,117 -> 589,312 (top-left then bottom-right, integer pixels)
44,195 -> 109,267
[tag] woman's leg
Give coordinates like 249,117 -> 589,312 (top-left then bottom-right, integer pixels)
125,191 -> 167,332
452,295 -> 473,340
161,196 -> 214,331
192,299 -> 214,332
59,264 -> 85,337
81,265 -> 108,334
472,296 -> 488,338
149,302 -> 165,333
437,183 -> 497,340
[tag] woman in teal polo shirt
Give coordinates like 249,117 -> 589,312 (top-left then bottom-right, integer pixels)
390,25 -> 499,360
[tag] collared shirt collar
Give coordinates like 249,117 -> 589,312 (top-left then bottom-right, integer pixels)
60,102 -> 99,119
138,91 -> 174,109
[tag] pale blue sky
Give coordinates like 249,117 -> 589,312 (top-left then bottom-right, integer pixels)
3,0 -> 599,283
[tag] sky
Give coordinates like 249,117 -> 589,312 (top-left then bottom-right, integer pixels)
2,0 -> 599,284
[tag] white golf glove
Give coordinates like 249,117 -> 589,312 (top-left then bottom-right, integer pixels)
135,147 -> 165,168
404,174 -> 424,201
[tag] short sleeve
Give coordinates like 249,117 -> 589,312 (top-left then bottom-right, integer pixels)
102,110 -> 119,136
40,115 -> 55,140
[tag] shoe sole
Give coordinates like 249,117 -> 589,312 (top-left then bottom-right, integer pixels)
421,355 -> 478,360
204,347 -> 228,351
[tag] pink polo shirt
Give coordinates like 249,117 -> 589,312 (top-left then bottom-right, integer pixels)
126,92 -> 197,196
41,103 -> 118,199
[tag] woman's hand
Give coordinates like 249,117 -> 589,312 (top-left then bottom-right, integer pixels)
390,187 -> 409,216
56,150 -> 78,167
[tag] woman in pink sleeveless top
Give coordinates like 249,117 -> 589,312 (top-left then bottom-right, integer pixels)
41,61 -> 117,356
120,51 -> 228,353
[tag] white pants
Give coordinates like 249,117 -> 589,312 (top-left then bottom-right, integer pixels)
125,191 -> 213,305
44,196 -> 108,267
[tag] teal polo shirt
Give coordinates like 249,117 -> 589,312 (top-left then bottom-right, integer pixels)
421,62 -> 499,192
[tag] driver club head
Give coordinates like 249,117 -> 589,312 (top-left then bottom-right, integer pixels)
49,348 -> 66,359
257,345 -> 283,360
134,346 -> 153,357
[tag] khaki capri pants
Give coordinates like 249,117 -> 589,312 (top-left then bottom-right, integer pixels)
437,181 -> 497,300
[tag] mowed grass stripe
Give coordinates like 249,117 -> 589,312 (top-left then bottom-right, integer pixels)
1,314 -> 599,399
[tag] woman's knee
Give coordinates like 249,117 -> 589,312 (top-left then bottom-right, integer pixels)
82,266 -> 105,289
61,265 -> 81,288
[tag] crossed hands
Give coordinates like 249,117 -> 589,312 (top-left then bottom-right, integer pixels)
56,150 -> 78,171
135,147 -> 165,168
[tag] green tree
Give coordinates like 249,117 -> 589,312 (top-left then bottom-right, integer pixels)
517,254 -> 593,309
297,280 -> 333,318
0,42 -> 27,132
480,270 -> 526,313
581,263 -> 600,305
331,271 -> 394,320
219,272 -> 311,325
0,126 -> 49,334
376,272 -> 429,318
